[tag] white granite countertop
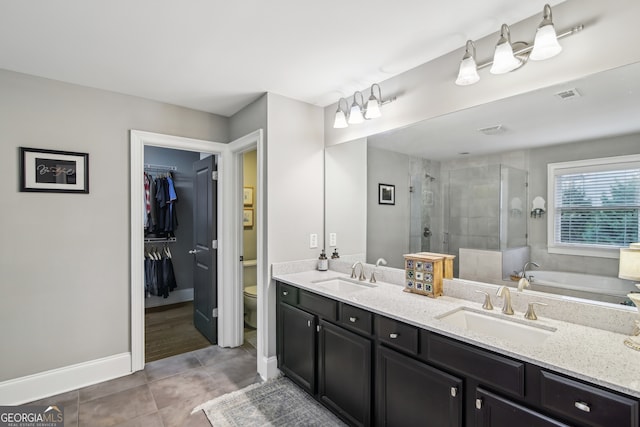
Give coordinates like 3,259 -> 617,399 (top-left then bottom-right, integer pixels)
273,269 -> 640,398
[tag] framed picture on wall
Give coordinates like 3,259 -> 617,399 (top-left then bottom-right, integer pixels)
378,183 -> 395,205
19,147 -> 89,193
243,187 -> 254,206
243,208 -> 254,227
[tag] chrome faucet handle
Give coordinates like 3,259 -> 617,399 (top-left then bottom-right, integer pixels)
475,290 -> 494,310
350,269 -> 357,279
370,271 -> 377,283
359,270 -> 367,281
496,286 -> 514,315
525,302 -> 547,320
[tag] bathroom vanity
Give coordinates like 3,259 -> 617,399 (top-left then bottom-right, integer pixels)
274,269 -> 640,427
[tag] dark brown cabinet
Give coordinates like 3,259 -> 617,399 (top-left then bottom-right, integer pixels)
318,319 -> 372,427
377,345 -> 463,427
275,281 -> 640,427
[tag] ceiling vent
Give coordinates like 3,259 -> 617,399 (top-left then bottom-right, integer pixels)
555,88 -> 581,100
478,124 -> 506,135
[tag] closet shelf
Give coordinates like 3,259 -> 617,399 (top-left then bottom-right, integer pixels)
144,237 -> 177,243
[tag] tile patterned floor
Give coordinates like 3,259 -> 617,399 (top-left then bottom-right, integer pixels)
28,342 -> 259,427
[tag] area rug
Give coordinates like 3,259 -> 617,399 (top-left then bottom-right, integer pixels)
192,376 -> 347,426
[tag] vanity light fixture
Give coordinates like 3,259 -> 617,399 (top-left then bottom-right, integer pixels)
455,40 -> 480,86
364,83 -> 382,119
455,4 -> 584,86
530,3 -> 562,60
332,83 -> 396,129
333,98 -> 349,129
348,91 -> 365,124
490,24 -> 523,74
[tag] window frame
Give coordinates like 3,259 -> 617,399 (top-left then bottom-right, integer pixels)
547,154 -> 640,259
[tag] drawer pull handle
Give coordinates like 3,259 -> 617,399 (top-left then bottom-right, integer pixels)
283,290 -> 289,296
349,316 -> 358,323
389,333 -> 399,339
450,387 -> 457,397
475,398 -> 483,410
574,401 -> 591,413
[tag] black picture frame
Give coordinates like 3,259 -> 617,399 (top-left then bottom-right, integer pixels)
19,147 -> 89,193
378,183 -> 395,205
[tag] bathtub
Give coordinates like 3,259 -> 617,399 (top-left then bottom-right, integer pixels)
526,270 -> 637,305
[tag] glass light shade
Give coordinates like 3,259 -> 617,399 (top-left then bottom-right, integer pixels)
348,104 -> 364,124
333,109 -> 348,129
490,42 -> 522,74
530,24 -> 562,60
619,247 -> 640,281
364,97 -> 381,119
455,56 -> 480,85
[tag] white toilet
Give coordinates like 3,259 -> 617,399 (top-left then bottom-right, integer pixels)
243,285 -> 258,328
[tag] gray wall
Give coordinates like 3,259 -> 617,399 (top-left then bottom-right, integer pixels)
528,133 -> 640,276
143,146 -> 201,305
0,69 -> 229,381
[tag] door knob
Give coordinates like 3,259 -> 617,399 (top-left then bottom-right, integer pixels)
188,249 -> 200,254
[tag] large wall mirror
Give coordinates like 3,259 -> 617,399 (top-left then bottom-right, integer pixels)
325,61 -> 640,304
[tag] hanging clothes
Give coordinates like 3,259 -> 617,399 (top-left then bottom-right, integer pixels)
144,171 -> 179,238
144,245 -> 177,298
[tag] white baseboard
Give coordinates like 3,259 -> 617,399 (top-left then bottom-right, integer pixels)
0,353 -> 132,405
258,355 -> 280,381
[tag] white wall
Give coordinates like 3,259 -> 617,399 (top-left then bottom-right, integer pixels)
0,69 -> 229,383
323,0 -> 640,146
266,93 -> 324,358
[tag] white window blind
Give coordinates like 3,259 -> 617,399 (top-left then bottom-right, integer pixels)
549,156 -> 640,255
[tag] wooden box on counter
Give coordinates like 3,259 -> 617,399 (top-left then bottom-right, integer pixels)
403,252 -> 456,298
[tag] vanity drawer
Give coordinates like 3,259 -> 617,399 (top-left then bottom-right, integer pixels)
299,290 -> 337,321
339,303 -> 373,335
428,334 -> 525,398
278,282 -> 298,306
375,315 -> 419,355
539,370 -> 639,427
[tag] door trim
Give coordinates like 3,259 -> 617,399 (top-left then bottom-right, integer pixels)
130,130 -> 225,371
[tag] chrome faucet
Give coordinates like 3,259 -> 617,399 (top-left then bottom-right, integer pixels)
518,261 -> 540,292
496,286 -> 514,315
370,258 -> 387,283
350,261 -> 366,281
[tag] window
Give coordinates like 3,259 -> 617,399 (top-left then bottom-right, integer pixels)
547,155 -> 640,258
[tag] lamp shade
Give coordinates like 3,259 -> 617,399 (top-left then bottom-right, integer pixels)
490,42 -> 521,74
348,103 -> 364,124
456,56 -> 480,85
365,96 -> 381,119
619,247 -> 640,281
530,24 -> 562,60
333,109 -> 348,129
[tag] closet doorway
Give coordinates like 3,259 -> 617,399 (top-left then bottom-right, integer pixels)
143,146 -> 217,361
130,130 -> 266,377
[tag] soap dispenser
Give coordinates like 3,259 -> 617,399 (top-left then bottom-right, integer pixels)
331,248 -> 340,259
317,249 -> 328,271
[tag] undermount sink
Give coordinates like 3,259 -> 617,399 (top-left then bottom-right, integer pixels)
436,307 -> 556,346
313,278 -> 377,294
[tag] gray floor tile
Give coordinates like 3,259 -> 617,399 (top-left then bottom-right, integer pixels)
78,384 -> 157,427
28,389 -> 79,426
148,367 -> 217,410
79,371 -> 147,403
191,345 -> 249,367
157,389 -> 225,427
144,352 -> 202,382
112,412 -> 164,427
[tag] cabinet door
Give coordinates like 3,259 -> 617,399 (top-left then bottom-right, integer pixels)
475,388 -> 569,427
278,303 -> 317,393
318,320 -> 372,427
376,346 -> 462,427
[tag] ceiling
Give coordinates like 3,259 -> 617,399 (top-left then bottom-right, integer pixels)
368,61 -> 640,160
0,0 -> 564,117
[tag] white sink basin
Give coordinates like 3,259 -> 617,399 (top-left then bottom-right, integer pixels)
436,307 -> 556,346
313,278 -> 377,295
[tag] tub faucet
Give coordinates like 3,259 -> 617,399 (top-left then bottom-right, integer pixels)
350,261 -> 366,281
497,286 -> 514,315
518,261 -> 540,292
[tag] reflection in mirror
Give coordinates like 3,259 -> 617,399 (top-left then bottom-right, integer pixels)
325,62 -> 640,304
